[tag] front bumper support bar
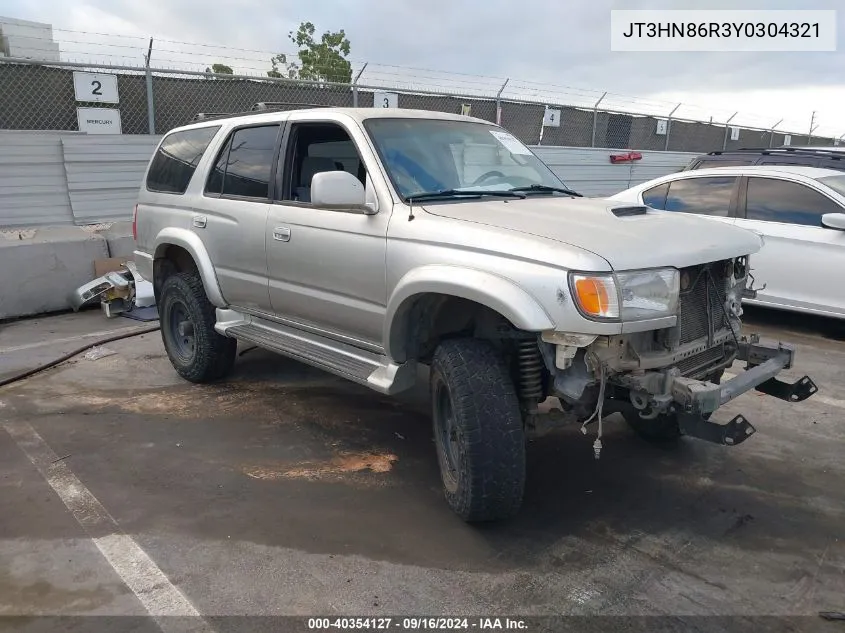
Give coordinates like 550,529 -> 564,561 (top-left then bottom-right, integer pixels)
678,413 -> 756,446
671,338 -> 817,415
666,337 -> 818,446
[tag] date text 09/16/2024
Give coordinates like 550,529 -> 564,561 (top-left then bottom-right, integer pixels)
307,617 -> 528,630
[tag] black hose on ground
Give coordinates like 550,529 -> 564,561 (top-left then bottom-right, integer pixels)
0,324 -> 161,388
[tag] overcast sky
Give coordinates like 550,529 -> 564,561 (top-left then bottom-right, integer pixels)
6,0 -> 844,136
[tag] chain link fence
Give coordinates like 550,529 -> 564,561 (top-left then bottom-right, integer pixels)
0,57 -> 836,151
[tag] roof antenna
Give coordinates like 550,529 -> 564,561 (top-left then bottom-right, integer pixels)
408,199 -> 415,221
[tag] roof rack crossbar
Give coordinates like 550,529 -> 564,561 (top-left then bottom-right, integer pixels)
706,147 -> 845,159
192,102 -> 334,122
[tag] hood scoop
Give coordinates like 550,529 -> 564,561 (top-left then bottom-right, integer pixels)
611,205 -> 649,217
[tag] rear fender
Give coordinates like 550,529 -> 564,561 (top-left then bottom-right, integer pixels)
153,227 -> 226,307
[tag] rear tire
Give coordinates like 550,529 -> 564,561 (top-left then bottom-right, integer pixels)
430,338 -> 526,522
159,272 -> 236,383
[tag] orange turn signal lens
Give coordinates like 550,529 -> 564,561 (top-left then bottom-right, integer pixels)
571,275 -> 619,318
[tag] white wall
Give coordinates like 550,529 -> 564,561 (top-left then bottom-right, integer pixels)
0,131 -> 160,228
532,145 -> 697,197
0,137 -> 697,229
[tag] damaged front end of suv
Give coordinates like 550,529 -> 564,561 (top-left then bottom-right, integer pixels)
534,255 -> 818,453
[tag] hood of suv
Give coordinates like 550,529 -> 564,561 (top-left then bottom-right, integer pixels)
422,196 -> 763,270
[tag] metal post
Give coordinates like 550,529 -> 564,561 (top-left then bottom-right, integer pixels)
495,78 -> 509,125
352,62 -> 367,108
808,111 -> 818,145
591,92 -> 607,148
144,38 -> 155,134
722,111 -> 738,151
664,103 -> 681,151
768,119 -> 783,147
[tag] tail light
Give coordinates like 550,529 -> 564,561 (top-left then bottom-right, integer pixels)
132,204 -> 138,241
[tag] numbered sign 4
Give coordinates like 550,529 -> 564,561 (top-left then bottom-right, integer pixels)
73,72 -> 120,104
543,107 -> 561,127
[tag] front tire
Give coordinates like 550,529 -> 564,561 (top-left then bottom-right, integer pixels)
430,338 -> 526,522
159,272 -> 236,383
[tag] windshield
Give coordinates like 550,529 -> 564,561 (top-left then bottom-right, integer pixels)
818,174 -> 845,197
364,118 -> 568,200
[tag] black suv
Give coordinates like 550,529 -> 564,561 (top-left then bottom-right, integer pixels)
684,146 -> 845,172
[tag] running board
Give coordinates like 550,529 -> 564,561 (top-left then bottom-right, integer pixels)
215,310 -> 416,395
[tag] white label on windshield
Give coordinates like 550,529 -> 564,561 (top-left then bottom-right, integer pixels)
489,130 -> 532,155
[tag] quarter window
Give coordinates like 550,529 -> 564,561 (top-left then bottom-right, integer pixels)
146,126 -> 219,194
642,182 -> 669,209
744,177 -> 841,226
205,125 -> 280,200
664,176 -> 736,216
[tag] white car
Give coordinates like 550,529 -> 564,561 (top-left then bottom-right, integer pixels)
609,165 -> 845,320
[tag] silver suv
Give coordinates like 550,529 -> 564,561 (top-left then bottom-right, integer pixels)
134,108 -> 817,522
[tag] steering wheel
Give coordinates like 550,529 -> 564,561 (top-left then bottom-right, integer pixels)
472,170 -> 506,186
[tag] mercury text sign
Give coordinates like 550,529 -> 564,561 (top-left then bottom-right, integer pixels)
73,72 -> 120,104
77,108 -> 122,134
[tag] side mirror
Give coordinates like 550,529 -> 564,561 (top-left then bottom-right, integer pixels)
310,171 -> 373,213
821,212 -> 845,230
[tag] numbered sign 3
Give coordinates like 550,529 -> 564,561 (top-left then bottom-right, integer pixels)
373,91 -> 398,109
73,72 -> 120,104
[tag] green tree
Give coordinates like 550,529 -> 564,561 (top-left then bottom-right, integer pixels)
267,53 -> 299,79
206,63 -> 233,75
268,22 -> 352,83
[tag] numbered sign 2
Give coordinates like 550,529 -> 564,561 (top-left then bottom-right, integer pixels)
373,91 -> 398,109
73,72 -> 120,104
542,107 -> 561,127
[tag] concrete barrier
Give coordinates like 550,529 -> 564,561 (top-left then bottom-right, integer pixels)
96,221 -> 135,258
0,226 -> 110,320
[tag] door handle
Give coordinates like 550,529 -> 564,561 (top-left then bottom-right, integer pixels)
192,215 -> 207,229
273,226 -> 291,242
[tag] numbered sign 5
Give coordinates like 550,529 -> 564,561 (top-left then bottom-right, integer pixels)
373,91 -> 398,109
73,72 -> 120,104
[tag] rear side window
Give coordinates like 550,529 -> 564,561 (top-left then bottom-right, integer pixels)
664,176 -> 736,216
744,177 -> 841,226
146,126 -> 219,194
205,125 -> 280,200
642,182 -> 669,209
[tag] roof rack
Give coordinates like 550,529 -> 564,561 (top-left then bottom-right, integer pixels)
705,147 -> 845,159
192,102 -> 333,122
192,101 -> 331,121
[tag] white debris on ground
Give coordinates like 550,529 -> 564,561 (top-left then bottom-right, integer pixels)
84,346 -> 118,361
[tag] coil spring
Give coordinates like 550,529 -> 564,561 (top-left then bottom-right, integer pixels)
517,339 -> 544,401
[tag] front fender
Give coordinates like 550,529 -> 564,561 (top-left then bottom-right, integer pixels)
384,265 -> 555,362
153,227 -> 226,307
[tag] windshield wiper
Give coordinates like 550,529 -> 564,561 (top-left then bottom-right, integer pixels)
509,184 -> 583,197
405,189 -> 527,202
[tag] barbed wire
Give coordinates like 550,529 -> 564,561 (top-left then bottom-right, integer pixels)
4,27 -> 838,138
